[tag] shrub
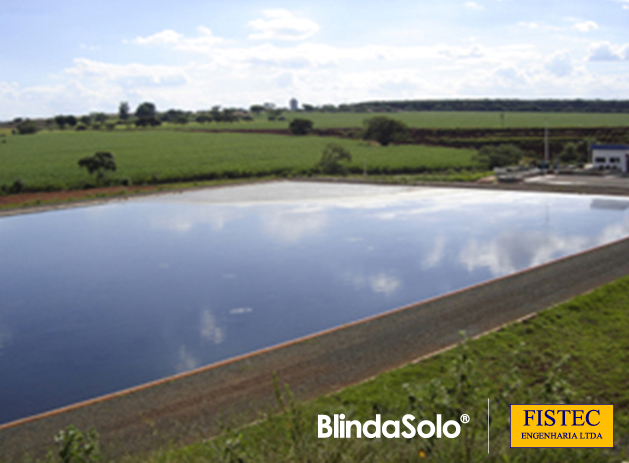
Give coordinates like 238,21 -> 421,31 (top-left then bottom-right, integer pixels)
318,143 -> 352,175
16,119 -> 39,135
558,142 -> 586,164
9,178 -> 24,193
78,152 -> 117,179
362,116 -> 410,146
289,118 -> 314,135
473,144 -> 525,169
54,425 -> 100,463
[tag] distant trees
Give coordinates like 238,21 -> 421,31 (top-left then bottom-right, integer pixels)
318,143 -> 352,175
289,118 -> 313,135
161,109 -> 189,124
362,116 -> 410,146
78,152 -> 117,179
54,115 -> 77,129
135,102 -> 156,119
250,105 -> 265,115
196,114 -> 212,123
473,144 -> 525,169
135,117 -> 161,128
119,102 -> 130,121
16,119 -> 39,135
135,102 -> 160,127
92,113 -> 108,124
345,99 -> 629,113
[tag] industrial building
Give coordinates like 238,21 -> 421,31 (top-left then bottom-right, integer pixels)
591,144 -> 629,172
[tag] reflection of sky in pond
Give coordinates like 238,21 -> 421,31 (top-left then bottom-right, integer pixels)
1,187 -> 629,424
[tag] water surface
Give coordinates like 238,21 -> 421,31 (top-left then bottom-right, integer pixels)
1,183 -> 629,424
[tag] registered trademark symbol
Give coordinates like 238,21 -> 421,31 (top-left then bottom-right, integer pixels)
460,414 -> 470,424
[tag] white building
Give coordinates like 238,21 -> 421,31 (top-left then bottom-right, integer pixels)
289,98 -> 299,111
591,144 -> 629,172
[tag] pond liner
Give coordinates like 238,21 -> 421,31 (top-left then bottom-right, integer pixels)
2,235 -> 629,460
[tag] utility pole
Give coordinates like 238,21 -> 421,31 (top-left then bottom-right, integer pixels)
544,119 -> 549,174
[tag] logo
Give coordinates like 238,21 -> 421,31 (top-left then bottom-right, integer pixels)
511,405 -> 614,448
318,414 -> 467,439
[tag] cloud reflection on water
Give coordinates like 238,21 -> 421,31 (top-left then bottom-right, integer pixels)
200,309 -> 225,344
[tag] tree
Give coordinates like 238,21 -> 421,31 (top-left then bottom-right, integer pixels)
55,115 -> 67,129
92,113 -> 108,124
558,142 -> 586,164
210,106 -> 223,122
135,117 -> 161,128
481,144 -> 524,169
16,119 -> 38,135
473,144 -> 525,169
54,115 -> 77,129
362,116 -> 410,146
119,101 -> 130,121
250,105 -> 265,115
196,114 -> 212,123
135,102 -> 156,119
221,109 -> 237,122
318,143 -> 352,175
78,152 -> 117,179
289,118 -> 313,135
65,115 -> 78,127
80,115 -> 92,126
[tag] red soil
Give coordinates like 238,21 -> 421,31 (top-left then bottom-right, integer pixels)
0,186 -> 159,208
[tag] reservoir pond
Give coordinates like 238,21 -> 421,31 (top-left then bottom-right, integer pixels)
2,183 -> 629,424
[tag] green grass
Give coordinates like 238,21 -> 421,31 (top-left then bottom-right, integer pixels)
123,273 -> 629,463
165,111 -> 629,130
0,131 -> 478,191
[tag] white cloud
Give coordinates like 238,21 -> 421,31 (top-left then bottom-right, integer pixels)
134,29 -> 183,45
572,20 -> 598,32
544,51 -> 573,77
464,1 -> 485,10
517,21 -> 561,31
67,58 -> 189,87
616,0 -> 629,9
248,9 -> 320,41
131,26 -> 225,52
438,44 -> 485,59
587,41 -> 626,61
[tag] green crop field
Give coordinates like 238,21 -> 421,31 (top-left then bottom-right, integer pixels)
162,111 -> 629,131
0,131 -> 478,191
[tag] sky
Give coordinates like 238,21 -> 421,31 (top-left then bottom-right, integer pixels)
1,0 -> 628,119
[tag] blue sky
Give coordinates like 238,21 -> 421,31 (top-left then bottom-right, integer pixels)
1,0 -> 628,119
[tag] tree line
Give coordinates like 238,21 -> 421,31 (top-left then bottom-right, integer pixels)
340,99 -> 629,113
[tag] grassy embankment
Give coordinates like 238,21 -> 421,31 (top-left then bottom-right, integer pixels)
103,273 -> 629,463
0,130 -> 481,193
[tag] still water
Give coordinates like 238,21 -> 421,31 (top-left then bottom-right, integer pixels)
1,183 -> 629,424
